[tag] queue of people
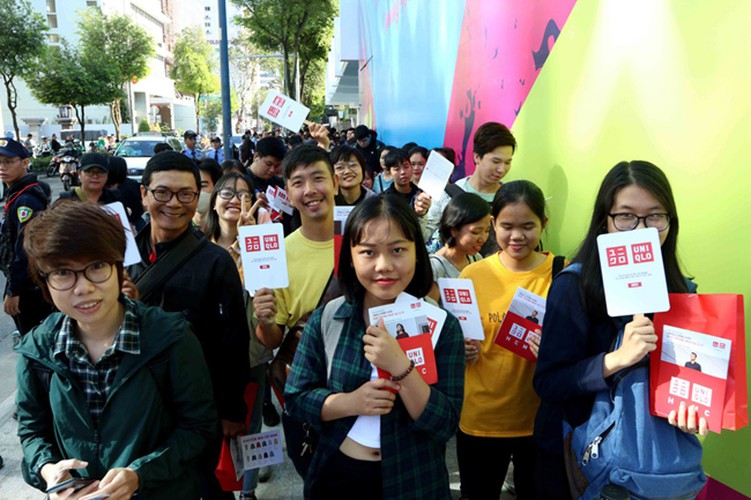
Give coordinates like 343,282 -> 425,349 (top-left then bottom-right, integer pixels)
0,118 -> 710,500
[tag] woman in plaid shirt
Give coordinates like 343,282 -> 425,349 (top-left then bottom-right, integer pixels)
285,195 -> 465,499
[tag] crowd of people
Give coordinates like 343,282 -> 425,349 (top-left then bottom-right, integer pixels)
0,118 -> 707,499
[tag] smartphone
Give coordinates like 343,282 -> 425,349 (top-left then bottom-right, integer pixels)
45,477 -> 95,494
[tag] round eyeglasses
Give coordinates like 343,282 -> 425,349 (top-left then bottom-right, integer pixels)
608,213 -> 671,232
218,189 -> 252,200
40,261 -> 115,291
334,161 -> 361,172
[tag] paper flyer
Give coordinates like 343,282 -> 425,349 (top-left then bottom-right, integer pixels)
333,206 -> 355,235
368,300 -> 440,384
437,278 -> 484,340
393,292 -> 447,348
264,186 -> 282,221
596,228 -> 669,317
102,201 -> 141,266
650,324 -> 731,433
494,286 -> 547,362
229,429 -> 284,478
259,90 -> 310,132
417,150 -> 454,200
238,224 -> 288,293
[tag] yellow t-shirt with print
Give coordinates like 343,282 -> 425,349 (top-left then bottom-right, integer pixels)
458,252 -> 556,438
274,229 -> 334,328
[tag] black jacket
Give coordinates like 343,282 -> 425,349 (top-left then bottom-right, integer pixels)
0,174 -> 48,295
127,225 -> 250,422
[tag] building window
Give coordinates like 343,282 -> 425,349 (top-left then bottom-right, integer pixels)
47,14 -> 58,28
48,33 -> 60,43
46,0 -> 56,13
87,0 -> 98,6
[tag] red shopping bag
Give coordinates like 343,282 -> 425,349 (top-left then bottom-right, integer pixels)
215,382 -> 259,492
652,294 -> 747,431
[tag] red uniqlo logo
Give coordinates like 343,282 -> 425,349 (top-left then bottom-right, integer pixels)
607,246 -> 628,267
444,289 -> 458,303
263,234 -> 279,250
427,317 -> 437,334
267,106 -> 280,118
245,236 -> 261,252
458,289 -> 472,304
631,242 -> 654,264
273,96 -> 286,107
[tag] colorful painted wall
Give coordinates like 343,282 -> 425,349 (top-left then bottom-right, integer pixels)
359,0 -> 751,495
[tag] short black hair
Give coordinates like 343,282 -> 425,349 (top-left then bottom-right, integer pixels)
383,149 -> 409,170
330,144 -> 366,169
354,125 -> 371,140
408,146 -> 429,160
198,158 -> 223,185
255,136 -> 287,160
338,194 -> 432,302
153,142 -> 173,154
282,144 -> 334,180
106,155 -> 127,185
439,192 -> 491,247
142,151 -> 200,188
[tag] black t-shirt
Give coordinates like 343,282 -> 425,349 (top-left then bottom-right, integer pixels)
384,182 -> 419,206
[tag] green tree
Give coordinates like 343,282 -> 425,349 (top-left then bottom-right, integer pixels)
0,0 -> 47,139
171,26 -> 219,132
200,91 -> 239,134
233,0 -> 335,106
78,8 -> 154,141
28,41 -> 117,142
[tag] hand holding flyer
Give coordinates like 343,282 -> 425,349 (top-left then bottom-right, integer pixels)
494,286 -> 547,362
596,228 -> 669,317
437,278 -> 484,340
238,224 -> 288,293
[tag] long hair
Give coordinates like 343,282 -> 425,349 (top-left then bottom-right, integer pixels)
574,161 -> 688,320
201,173 -> 254,241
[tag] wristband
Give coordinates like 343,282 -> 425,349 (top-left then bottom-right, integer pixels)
390,359 -> 415,382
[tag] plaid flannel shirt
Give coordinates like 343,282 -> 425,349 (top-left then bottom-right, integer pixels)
285,299 -> 465,499
54,297 -> 140,426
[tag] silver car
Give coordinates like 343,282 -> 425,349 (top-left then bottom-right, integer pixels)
115,134 -> 183,181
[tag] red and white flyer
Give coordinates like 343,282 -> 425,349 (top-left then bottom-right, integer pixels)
650,323 -> 732,433
238,223 -> 288,293
436,278 -> 484,340
596,227 -> 669,317
368,299 -> 440,385
102,201 -> 141,266
259,90 -> 310,132
494,286 -> 546,362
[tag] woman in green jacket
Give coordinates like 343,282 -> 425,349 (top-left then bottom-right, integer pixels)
15,200 -> 218,499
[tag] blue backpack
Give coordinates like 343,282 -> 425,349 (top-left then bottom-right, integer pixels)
561,264 -> 706,500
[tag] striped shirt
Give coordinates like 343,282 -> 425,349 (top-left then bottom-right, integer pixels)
53,297 -> 141,426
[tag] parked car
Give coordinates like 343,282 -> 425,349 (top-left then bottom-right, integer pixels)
114,133 -> 183,181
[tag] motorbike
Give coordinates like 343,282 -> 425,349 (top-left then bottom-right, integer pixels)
47,149 -> 80,190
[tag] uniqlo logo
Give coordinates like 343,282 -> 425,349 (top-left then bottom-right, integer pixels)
427,317 -> 437,334
458,289 -> 472,304
245,236 -> 261,252
443,289 -> 458,303
263,234 -> 279,250
631,242 -> 654,264
273,96 -> 286,107
267,106 -> 280,118
607,246 -> 628,267
713,341 -> 719,348
719,342 -> 726,349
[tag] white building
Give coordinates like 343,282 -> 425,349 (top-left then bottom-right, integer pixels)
1,0 -> 200,140
325,0 -> 360,128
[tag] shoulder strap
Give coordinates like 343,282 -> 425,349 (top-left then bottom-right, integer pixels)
429,254 -> 451,276
134,231 -> 208,303
552,255 -> 566,278
444,183 -> 465,198
5,182 -> 42,212
30,359 -> 53,394
147,349 -> 173,419
320,296 -> 347,380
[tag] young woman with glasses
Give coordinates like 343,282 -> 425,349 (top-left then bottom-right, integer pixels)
533,161 -> 704,498
331,145 -> 376,206
16,200 -> 217,499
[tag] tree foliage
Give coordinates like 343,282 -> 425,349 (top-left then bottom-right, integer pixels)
233,0 -> 335,107
28,41 -> 117,142
78,8 -> 154,140
0,0 -> 48,139
170,26 -> 220,132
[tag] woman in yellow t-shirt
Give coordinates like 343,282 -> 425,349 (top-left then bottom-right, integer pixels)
457,180 -> 559,500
